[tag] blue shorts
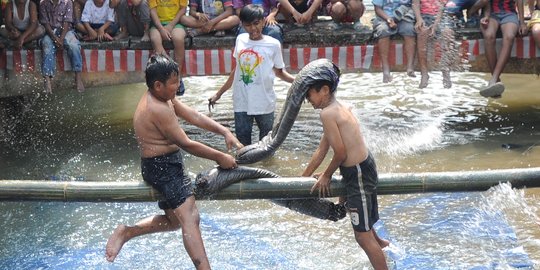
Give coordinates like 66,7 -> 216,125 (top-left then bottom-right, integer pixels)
372,17 -> 415,39
490,12 -> 519,26
339,152 -> 380,232
141,150 -> 193,210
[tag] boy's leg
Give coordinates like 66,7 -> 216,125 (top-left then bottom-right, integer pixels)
481,17 -> 500,80
440,27 -> 455,88
171,27 -> 186,72
27,25 -> 46,43
488,21 -> 517,85
533,23 -> 540,49
105,208 -> 182,262
254,112 -> 275,140
149,27 -> 166,54
113,0 -> 130,39
416,27 -> 430,88
377,37 -> 392,83
329,1 -> 347,22
41,35 -> 57,93
64,31 -> 85,92
172,196 -> 210,269
399,21 -> 416,77
213,15 -> 241,32
234,112 -> 254,146
354,230 -> 389,270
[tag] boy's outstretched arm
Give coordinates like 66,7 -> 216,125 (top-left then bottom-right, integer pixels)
274,68 -> 295,83
302,134 -> 330,177
311,114 -> 347,197
172,98 -> 243,150
209,60 -> 236,107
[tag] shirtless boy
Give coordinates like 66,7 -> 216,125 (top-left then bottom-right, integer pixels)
105,54 -> 242,269
302,60 -> 389,270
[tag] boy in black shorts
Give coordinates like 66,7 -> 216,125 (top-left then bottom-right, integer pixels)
105,54 -> 242,269
302,59 -> 389,270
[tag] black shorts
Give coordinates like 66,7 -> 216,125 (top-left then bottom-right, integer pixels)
141,150 -> 193,210
339,152 -> 380,232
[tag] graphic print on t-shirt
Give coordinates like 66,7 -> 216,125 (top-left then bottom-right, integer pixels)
238,48 -> 264,86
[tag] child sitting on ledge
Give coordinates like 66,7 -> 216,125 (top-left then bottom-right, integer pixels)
77,0 -> 119,41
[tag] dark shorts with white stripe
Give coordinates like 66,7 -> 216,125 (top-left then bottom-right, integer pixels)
339,152 -> 380,232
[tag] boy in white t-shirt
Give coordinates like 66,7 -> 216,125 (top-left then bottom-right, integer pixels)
208,4 -> 294,146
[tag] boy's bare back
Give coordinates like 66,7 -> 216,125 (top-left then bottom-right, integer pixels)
321,100 -> 369,167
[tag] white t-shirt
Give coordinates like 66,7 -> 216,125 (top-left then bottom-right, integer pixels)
81,0 -> 115,24
232,33 -> 285,115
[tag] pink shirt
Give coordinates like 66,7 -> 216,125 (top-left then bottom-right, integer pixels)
420,0 -> 444,15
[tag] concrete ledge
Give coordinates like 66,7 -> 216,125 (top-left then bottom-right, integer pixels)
0,19 -> 488,51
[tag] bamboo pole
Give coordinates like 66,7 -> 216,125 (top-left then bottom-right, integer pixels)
0,168 -> 539,202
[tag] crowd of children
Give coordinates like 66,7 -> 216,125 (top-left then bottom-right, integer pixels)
0,0 -> 538,94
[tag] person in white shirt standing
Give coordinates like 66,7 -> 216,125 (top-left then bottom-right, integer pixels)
208,4 -> 295,146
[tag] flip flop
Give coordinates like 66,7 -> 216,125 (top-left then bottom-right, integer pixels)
480,82 -> 505,98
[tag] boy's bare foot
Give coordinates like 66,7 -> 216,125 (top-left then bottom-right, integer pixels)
442,71 -> 452,88
115,31 -> 129,40
419,74 -> 429,88
75,73 -> 85,93
105,224 -> 128,262
44,77 -> 52,94
382,72 -> 393,83
141,32 -> 150,42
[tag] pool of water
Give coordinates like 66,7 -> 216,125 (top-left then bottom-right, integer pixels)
0,71 -> 539,269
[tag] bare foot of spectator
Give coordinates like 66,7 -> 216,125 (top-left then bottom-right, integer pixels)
115,31 -> 129,40
44,76 -> 52,94
76,72 -> 85,93
141,32 -> 150,42
383,72 -> 393,83
104,33 -> 114,41
442,71 -> 452,88
83,35 -> 96,41
419,74 -> 429,88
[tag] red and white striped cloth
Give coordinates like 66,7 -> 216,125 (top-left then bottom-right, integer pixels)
0,37 -> 538,75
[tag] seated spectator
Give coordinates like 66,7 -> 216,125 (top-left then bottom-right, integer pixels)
148,0 -> 188,95
529,0 -> 540,49
0,0 -> 45,49
479,0 -> 527,97
182,0 -> 240,37
39,0 -> 84,93
109,0 -> 151,41
278,0 -> 323,25
444,0 -> 487,27
413,0 -> 454,88
73,0 -> 88,34
372,0 -> 416,83
78,0 -> 118,41
325,0 -> 365,30
234,0 -> 283,42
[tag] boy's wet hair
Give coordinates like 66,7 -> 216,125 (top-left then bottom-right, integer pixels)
239,4 -> 264,23
145,54 -> 179,89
